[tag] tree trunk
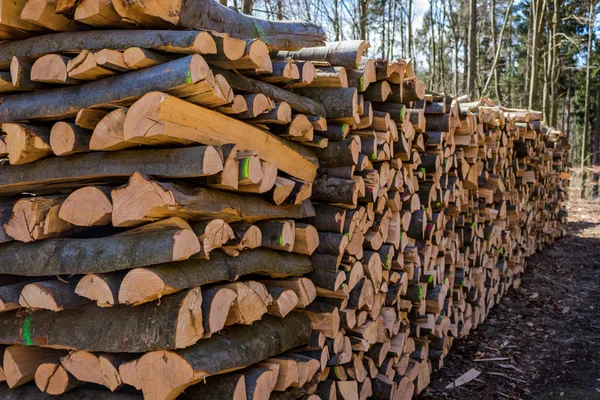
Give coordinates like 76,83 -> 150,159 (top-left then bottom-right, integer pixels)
467,0 -> 477,97
593,72 -> 600,198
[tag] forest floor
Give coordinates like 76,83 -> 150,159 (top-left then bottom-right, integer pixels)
419,200 -> 600,400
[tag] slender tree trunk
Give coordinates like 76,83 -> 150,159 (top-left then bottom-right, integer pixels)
390,0 -> 397,58
524,3 -> 532,105
490,0 -> 501,101
593,72 -> 600,198
408,0 -> 413,58
528,0 -> 546,110
359,0 -> 368,41
381,0 -> 387,58
580,0 -> 595,169
233,0 -> 238,10
429,0 -> 436,89
550,0 -> 560,126
566,70 -> 572,157
333,0 -> 340,40
242,0 -> 253,14
220,0 -> 227,6
276,0 -> 282,19
467,0 -> 477,97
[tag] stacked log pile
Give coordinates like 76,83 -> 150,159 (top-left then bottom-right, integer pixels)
0,1 -> 570,399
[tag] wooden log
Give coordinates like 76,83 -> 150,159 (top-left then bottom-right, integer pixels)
0,287 -> 204,352
311,66 -> 348,88
312,175 -> 359,207
93,49 -> 132,71
60,351 -> 104,386
277,41 -> 369,69
75,108 -> 109,129
10,57 -> 48,91
88,107 -> 138,151
314,136 -> 360,167
259,60 -> 299,84
119,313 -> 311,399
244,365 -> 279,400
0,385 -> 141,398
19,279 -> 90,311
98,353 -> 139,391
223,222 -> 262,251
216,95 -> 249,115
200,286 -> 237,333
123,47 -> 174,69
292,223 -> 319,255
266,287 -> 299,318
20,0 -> 81,31
74,271 -> 127,307
35,362 -> 82,395
58,185 -> 112,227
31,54 -> 79,84
179,373 -> 246,400
0,145 -> 223,196
0,217 -> 200,275
2,123 -> 52,165
260,278 -> 316,309
50,122 -> 91,156
4,345 -> 67,388
0,54 -> 214,122
117,249 -> 313,305
122,91 -> 318,182
0,30 -> 218,69
191,219 -> 234,258
402,77 -> 425,102
207,39 -> 272,73
246,102 -> 291,124
111,172 -> 314,227
0,280 -> 36,313
67,50 -> 117,81
293,87 -> 358,122
74,0 -> 129,27
110,0 -> 325,50
222,281 -> 268,326
255,220 -> 296,252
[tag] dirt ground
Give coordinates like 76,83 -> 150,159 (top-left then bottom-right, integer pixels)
419,200 -> 600,400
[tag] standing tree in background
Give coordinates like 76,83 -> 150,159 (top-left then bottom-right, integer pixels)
467,0 -> 477,96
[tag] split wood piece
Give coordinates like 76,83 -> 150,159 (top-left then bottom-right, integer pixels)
4,345 -> 68,388
201,286 -> 237,334
311,66 -> 348,88
117,249 -> 312,306
207,39 -> 272,73
0,145 -> 222,196
19,279 -> 90,311
203,143 -> 241,192
207,32 -> 247,61
277,41 -> 369,69
294,87 -> 358,123
123,91 -> 319,182
94,49 -> 134,72
31,55 -> 79,84
50,122 -> 91,156
402,77 -> 426,102
119,313 -> 311,399
0,217 -> 200,275
61,351 -> 104,386
111,172 -> 314,227
75,108 -> 110,129
179,373 -> 246,400
58,185 -> 113,227
266,287 -> 299,318
216,95 -> 249,115
35,362 -> 82,395
190,219 -> 234,258
67,50 -> 117,81
213,68 -> 326,117
236,94 -> 275,119
74,271 -> 127,307
20,0 -> 82,31
222,281 -> 268,326
10,57 -> 48,91
290,61 -> 317,87
99,353 -> 139,391
255,220 -> 296,252
264,357 -> 298,391
0,30 -> 218,69
224,223 -> 262,251
303,302 -> 340,339
246,101 -> 291,124
307,204 -> 347,234
55,0 -> 82,16
89,107 -> 139,151
244,365 -> 279,400
74,0 -> 130,27
110,0 -> 325,50
312,175 -> 359,207
2,123 -> 51,165
270,114 -> 314,142
260,277 -> 316,309
314,136 -> 360,167
4,195 -> 75,243
0,287 -> 204,352
123,47 -> 174,69
259,60 -> 299,84
271,177 -> 296,205
292,223 -> 319,255
237,161 -> 278,194
0,385 -> 141,398
0,280 -> 38,313
0,0 -> 45,36
363,81 -> 392,102
183,73 -> 233,108
284,178 -> 313,205
0,54 -> 213,122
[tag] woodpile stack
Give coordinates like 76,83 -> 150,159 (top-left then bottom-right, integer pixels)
0,1 -> 569,399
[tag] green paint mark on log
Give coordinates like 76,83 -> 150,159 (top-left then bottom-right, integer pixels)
278,235 -> 283,247
240,157 -> 250,179
371,153 -> 377,160
186,70 -> 192,84
22,314 -> 33,346
417,286 -> 423,301
359,76 -> 364,91
341,123 -> 347,133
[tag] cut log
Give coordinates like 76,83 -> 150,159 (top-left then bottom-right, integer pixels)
0,217 -> 200,275
244,365 -> 279,400
3,345 -> 67,388
216,95 -> 249,115
0,385 -> 141,399
35,362 -> 82,395
20,0 -> 81,31
31,55 -> 78,84
247,102 -> 292,125
98,353 -> 139,391
123,91 -> 319,182
2,123 -> 51,165
266,287 -> 299,318
58,185 -> 113,227
110,172 -> 314,227
1,280 -> 37,313
236,161 -> 278,194
311,66 -> 348,88
223,281 -> 268,326
117,249 -> 313,305
67,50 -> 117,81
50,122 -> 91,156
255,220 -> 296,252
74,0 -> 128,27
0,287 -> 204,352
277,41 -> 369,69
75,108 -> 109,129
201,286 -> 237,333
10,57 -> 47,91
191,219 -> 234,258
293,87 -> 358,122
19,279 -> 90,311
224,223 -> 262,251
0,30 -> 217,69
60,351 -> 104,386
88,107 -> 137,151
110,0 -> 325,50
74,270 -> 127,307
0,145 -> 222,196
0,54 -> 213,122
207,39 -> 272,73
179,373 -> 246,400
118,313 -> 311,400
123,47 -> 174,69
260,278 -> 316,308
292,223 -> 319,255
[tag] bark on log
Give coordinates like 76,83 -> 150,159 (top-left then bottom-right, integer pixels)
3,345 -> 68,388
111,172 -> 314,227
0,385 -> 141,399
60,351 -> 104,386
0,146 -> 222,196
19,279 -> 90,311
0,30 -> 217,69
179,373 -> 246,400
293,88 -> 358,121
118,249 -> 313,305
110,0 -> 325,50
74,270 -> 127,307
119,313 -> 311,400
2,123 -> 52,165
276,41 -> 369,69
0,54 -> 213,122
50,122 -> 91,156
0,287 -> 204,352
35,362 -> 83,395
0,217 -> 200,275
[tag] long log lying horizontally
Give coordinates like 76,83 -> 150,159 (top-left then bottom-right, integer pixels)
110,0 -> 325,50
0,287 -> 205,352
0,385 -> 142,399
0,55 -> 213,121
119,313 -> 311,400
0,146 -> 222,196
0,217 -> 200,275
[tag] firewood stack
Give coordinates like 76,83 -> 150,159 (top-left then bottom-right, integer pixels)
0,1 -> 569,399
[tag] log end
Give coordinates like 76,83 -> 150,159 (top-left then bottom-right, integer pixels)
19,283 -> 61,311
75,273 -> 117,307
175,287 -> 205,349
118,268 -> 173,305
58,186 -> 113,227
